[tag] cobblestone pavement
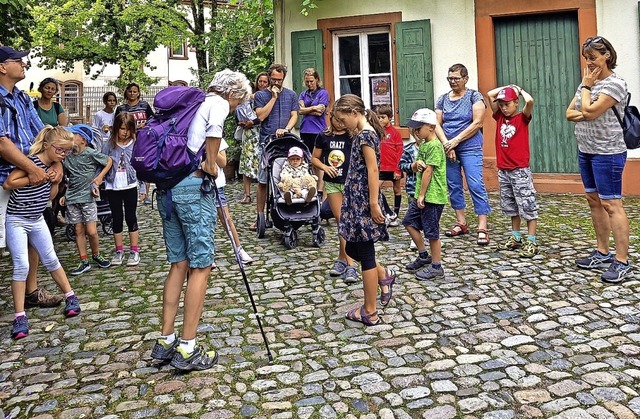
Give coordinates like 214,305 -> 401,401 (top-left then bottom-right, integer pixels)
1,181 -> 639,419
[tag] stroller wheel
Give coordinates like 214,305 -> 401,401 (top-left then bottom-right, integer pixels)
257,213 -> 266,239
283,229 -> 298,250
313,226 -> 326,248
101,216 -> 114,235
65,224 -> 76,242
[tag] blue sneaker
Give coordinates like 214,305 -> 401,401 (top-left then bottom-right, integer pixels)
576,250 -> 614,269
70,262 -> 91,276
601,260 -> 633,283
343,266 -> 359,284
64,295 -> 81,317
92,253 -> 112,268
12,315 -> 29,340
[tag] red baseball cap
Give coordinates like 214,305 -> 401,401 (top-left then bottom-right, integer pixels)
494,87 -> 518,102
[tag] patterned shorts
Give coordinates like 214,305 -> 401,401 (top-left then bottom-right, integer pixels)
498,168 -> 538,221
66,202 -> 98,224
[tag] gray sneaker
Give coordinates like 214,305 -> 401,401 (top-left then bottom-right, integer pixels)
111,251 -> 124,266
406,254 -> 432,272
127,251 -> 140,266
330,259 -> 347,277
601,259 -> 633,283
151,339 -> 179,361
343,265 -> 359,284
416,265 -> 445,281
576,249 -> 614,269
170,344 -> 219,371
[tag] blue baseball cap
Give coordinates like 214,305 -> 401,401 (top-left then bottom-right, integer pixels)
0,47 -> 29,63
66,124 -> 94,146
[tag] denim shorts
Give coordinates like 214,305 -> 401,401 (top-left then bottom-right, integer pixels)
578,151 -> 626,199
324,181 -> 344,195
214,187 -> 228,208
402,200 -> 444,240
157,173 -> 216,268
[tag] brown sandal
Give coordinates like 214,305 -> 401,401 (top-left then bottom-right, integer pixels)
445,222 -> 469,237
477,229 -> 490,246
239,195 -> 251,204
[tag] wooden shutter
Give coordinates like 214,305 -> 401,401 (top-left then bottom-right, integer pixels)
291,30 -> 324,96
395,20 -> 433,126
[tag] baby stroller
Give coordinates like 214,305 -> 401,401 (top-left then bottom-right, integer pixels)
256,133 -> 325,249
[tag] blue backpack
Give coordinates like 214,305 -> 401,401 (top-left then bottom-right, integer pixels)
131,86 -> 206,191
612,92 -> 640,150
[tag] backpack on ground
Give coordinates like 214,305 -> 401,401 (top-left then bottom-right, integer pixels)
131,86 -> 206,191
612,92 -> 640,150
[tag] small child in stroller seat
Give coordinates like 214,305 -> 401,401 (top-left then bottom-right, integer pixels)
278,146 -> 317,205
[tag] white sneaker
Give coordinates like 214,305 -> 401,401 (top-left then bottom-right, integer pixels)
127,251 -> 140,266
409,240 -> 418,250
388,218 -> 401,227
238,246 -> 254,264
111,251 -> 124,265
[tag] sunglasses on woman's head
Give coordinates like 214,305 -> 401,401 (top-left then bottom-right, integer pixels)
583,36 -> 604,47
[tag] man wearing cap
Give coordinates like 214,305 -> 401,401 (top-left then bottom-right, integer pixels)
0,46 -> 64,307
251,63 -> 300,231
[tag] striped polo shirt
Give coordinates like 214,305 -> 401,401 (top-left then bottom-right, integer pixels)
7,156 -> 51,220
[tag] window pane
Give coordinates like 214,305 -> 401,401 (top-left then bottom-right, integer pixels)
339,36 -> 360,76
63,84 -> 79,116
339,77 -> 361,97
368,33 -> 390,74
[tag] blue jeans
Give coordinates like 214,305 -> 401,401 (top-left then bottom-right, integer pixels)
446,149 -> 491,215
578,151 -> 626,199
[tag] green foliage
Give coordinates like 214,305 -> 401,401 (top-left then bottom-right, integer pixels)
300,0 -> 321,16
0,0 -> 34,49
29,0 -> 189,90
204,0 -> 274,86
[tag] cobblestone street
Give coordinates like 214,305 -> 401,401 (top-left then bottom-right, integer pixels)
1,181 -> 639,419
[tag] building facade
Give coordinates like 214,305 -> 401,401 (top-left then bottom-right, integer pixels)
275,0 -> 640,195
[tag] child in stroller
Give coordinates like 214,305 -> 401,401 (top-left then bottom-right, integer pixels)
278,146 -> 317,205
257,135 -> 325,249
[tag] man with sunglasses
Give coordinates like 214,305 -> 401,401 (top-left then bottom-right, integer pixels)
0,46 -> 64,307
251,63 -> 300,232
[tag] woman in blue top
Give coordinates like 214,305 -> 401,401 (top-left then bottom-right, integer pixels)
435,63 -> 491,246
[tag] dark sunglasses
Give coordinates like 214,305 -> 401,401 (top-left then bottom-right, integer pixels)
583,36 -> 604,47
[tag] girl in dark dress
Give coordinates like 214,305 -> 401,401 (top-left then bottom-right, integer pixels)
332,94 -> 396,326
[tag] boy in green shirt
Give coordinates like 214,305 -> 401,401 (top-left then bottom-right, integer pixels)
402,108 -> 448,280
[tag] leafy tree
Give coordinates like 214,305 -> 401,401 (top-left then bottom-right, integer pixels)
204,0 -> 274,86
30,0 -> 188,90
0,0 -> 34,49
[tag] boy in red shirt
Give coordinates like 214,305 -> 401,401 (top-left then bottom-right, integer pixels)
375,104 -> 404,226
487,85 -> 538,258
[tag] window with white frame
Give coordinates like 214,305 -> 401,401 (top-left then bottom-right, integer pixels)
333,29 -> 393,111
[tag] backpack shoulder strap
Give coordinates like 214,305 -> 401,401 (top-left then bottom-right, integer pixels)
54,101 -> 62,114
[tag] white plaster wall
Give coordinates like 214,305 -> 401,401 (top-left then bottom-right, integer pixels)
278,0 -> 480,95
596,0 -> 640,158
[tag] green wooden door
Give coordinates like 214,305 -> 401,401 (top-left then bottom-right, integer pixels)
395,20 -> 433,126
494,12 -> 580,173
291,30 -> 324,96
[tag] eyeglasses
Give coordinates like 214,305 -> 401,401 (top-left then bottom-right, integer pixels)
270,77 -> 284,83
52,145 -> 72,156
446,77 -> 464,83
2,58 -> 29,66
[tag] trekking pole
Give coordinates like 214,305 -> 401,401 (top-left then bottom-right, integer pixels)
206,174 -> 274,363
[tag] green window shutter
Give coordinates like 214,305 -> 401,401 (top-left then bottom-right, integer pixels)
395,20 -> 433,126
291,30 -> 324,96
